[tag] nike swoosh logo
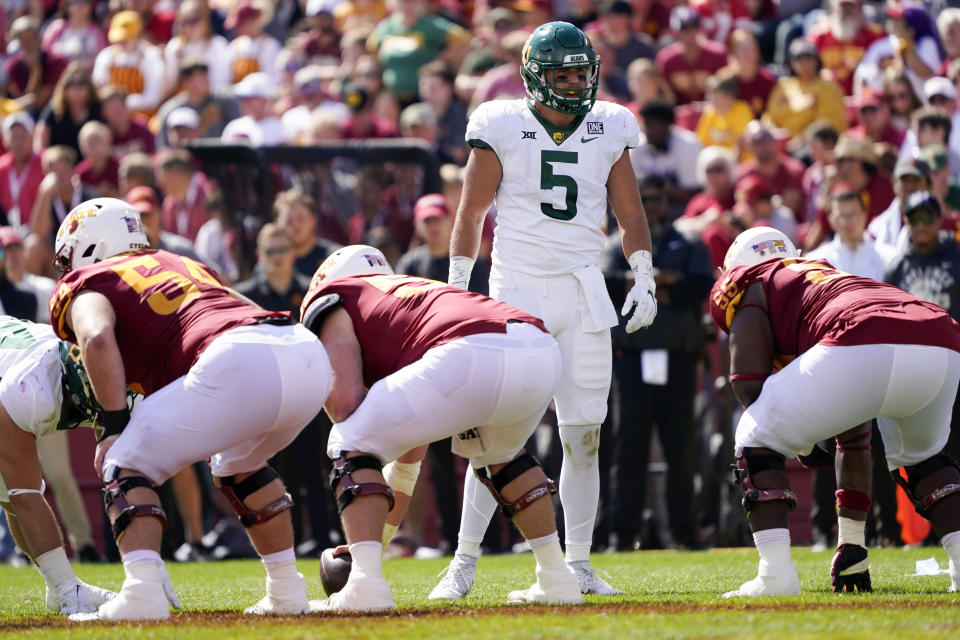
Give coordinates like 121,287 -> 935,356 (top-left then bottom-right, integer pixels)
581,136 -> 599,143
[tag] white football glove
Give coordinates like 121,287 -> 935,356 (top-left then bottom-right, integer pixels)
621,250 -> 657,333
49,579 -> 116,615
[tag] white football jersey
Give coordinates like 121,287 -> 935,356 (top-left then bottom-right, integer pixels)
0,317 -> 65,437
467,98 -> 640,276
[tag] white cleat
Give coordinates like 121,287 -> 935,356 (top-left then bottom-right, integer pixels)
723,560 -> 801,598
309,572 -> 395,613
567,560 -> 624,595
69,562 -> 171,621
507,565 -> 583,605
428,553 -> 477,600
244,574 -> 309,615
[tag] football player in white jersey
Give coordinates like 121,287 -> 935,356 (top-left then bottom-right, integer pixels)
0,317 -> 119,615
436,21 -> 658,599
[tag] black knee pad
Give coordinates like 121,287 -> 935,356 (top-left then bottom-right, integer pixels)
218,466 -> 294,527
893,450 -> 960,515
732,452 -> 797,516
475,453 -> 556,518
329,454 -> 395,514
101,465 -> 166,541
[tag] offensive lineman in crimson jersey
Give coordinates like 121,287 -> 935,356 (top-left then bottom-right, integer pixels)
49,198 -> 330,621
300,245 -> 583,612
713,227 -> 960,597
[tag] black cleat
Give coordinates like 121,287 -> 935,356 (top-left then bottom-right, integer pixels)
830,544 -> 871,593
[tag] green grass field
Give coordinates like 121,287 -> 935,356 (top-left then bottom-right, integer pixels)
1,547 -> 958,639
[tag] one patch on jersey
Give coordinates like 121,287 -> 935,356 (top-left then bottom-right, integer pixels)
751,239 -> 789,257
522,130 -> 537,139
552,131 -> 565,144
586,122 -> 604,135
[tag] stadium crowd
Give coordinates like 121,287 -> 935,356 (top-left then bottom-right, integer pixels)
3,0 -> 960,575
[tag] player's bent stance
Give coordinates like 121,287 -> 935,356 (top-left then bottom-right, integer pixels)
713,227 -> 960,596
50,198 -> 330,620
301,245 -> 582,612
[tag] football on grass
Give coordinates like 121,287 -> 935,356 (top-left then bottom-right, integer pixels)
319,548 -> 352,596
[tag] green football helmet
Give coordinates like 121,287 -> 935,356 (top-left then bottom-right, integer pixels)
521,21 -> 600,116
57,341 -> 101,431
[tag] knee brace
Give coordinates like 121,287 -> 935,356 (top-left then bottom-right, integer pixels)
329,454 -> 395,514
892,450 -> 960,515
218,466 -> 294,527
475,453 -> 556,518
101,466 -> 166,541
732,453 -> 798,517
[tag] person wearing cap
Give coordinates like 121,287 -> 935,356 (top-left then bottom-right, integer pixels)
735,174 -> 799,243
163,0 -> 230,94
224,0 -> 281,86
155,56 -> 240,146
763,38 -> 848,140
847,89 -> 906,148
868,153 -> 934,251
121,0 -> 176,45
0,112 -> 45,227
340,83 -> 400,139
91,10 -> 165,114
4,16 -> 69,112
221,72 -> 288,146
900,79 -> 960,170
922,143 -> 960,217
126,185 -> 198,260
737,120 -> 807,220
163,107 -> 200,147
654,5 -> 728,105
806,0 -> 884,96
366,0 -> 471,105
630,100 -> 703,204
99,85 -> 155,158
280,64 -> 350,144
856,5 -> 942,96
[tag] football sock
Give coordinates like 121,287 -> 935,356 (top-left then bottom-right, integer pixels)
838,516 -> 866,547
260,547 -> 297,581
941,530 -> 960,569
455,469 -> 496,557
753,528 -> 791,564
558,425 -> 601,562
349,541 -> 383,578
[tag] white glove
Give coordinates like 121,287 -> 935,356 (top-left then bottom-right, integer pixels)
51,579 -> 116,615
621,250 -> 657,333
157,562 -> 183,609
448,255 -> 475,290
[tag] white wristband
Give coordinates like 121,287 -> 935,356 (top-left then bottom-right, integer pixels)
627,249 -> 653,274
448,255 -> 475,290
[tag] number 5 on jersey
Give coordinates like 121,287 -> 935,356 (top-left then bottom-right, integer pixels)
541,150 -> 579,221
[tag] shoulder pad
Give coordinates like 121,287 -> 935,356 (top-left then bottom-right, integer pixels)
302,293 -> 342,334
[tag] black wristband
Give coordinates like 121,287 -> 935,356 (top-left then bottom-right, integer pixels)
97,408 -> 130,443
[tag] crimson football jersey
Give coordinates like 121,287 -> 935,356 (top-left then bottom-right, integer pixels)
300,274 -> 546,388
710,257 -> 960,360
50,249 -> 274,395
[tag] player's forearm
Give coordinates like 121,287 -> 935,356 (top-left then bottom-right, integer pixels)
77,331 -> 128,411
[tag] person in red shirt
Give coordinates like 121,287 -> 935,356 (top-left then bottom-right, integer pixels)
98,85 -> 155,159
50,198 -> 329,621
654,6 -> 728,105
737,121 -> 806,219
0,112 -> 45,227
3,16 -> 69,112
712,226 -> 960,597
847,89 -> 906,148
807,0 -> 885,95
339,84 -> 400,140
726,29 -> 778,118
155,148 -> 213,241
74,121 -> 119,198
300,244 -> 581,611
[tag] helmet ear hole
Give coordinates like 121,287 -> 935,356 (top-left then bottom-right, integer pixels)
81,244 -> 97,259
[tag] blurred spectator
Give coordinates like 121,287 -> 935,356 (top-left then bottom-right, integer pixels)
624,58 -> 675,118
457,7 -> 517,88
556,0 -> 597,29
366,0 -> 471,105
806,0 -> 884,96
922,143 -> 960,217
99,85 -> 155,157
0,231 -> 37,320
0,226 -> 53,321
194,188 -> 239,282
418,61 -> 467,165
762,39 -> 847,140
273,46 -> 308,110
156,57 -> 240,145
40,0 -> 107,65
365,224 -> 402,267
688,0 -> 752,45
467,29 -> 528,112
806,186 -> 894,280
345,164 -> 412,252
303,106 -> 344,143
126,184 -> 198,259
737,120 -> 806,218
34,61 -> 101,158
801,120 -> 839,224
654,6 -> 728,105
155,147 -> 214,240
856,5 -> 942,96
273,188 -> 340,279
294,2 -> 343,60
868,154 -> 932,251
0,112 -> 44,227
900,80 -> 960,170
725,29 -> 776,119
165,106 -> 201,147
332,0 -> 389,34
883,68 -> 923,131
163,0 -> 231,93
937,8 -> 960,76
589,2 -> 654,96
398,102 -> 437,147
74,120 -> 119,197
340,83 -> 399,139
734,173 -> 798,243
224,0 -> 281,84
351,54 -> 401,124
830,134 -> 894,221
29,145 -> 90,256
221,72 -> 287,145
602,175 -> 714,551
511,0 -> 553,30
630,100 -> 703,205
632,0 -> 673,42
123,0 -> 176,45
695,71 -> 753,157
92,10 -> 166,114
677,146 -> 738,234
4,16 -> 68,113
846,89 -> 905,147
118,151 -> 155,194
281,65 -> 350,144
235,222 -> 310,309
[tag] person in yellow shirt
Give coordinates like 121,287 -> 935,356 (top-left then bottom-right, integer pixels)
696,72 -> 755,159
763,39 -> 848,141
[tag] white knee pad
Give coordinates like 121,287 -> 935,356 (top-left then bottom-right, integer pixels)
555,329 -> 611,426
